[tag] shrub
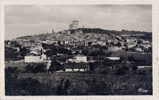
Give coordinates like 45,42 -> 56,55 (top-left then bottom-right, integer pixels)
5,67 -> 18,73
24,63 -> 46,73
17,78 -> 44,95
94,67 -> 110,74
115,66 -> 129,75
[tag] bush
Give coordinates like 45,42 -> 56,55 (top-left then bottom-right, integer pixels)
5,67 -> 19,95
67,81 -> 89,95
115,66 -> 129,75
94,67 -> 110,74
24,63 -> 46,73
17,78 -> 45,95
5,67 -> 18,73
5,47 -> 22,61
6,77 -> 51,95
114,61 -> 129,75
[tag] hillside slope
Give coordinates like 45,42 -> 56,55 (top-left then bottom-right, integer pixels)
16,28 -> 151,42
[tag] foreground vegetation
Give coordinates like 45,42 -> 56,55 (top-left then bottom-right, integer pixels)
5,61 -> 152,95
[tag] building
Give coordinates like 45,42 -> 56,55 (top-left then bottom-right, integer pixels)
24,53 -> 47,63
126,38 -> 137,49
69,20 -> 79,30
24,44 -> 47,63
62,55 -> 89,72
24,55 -> 43,63
68,55 -> 87,63
106,57 -> 120,61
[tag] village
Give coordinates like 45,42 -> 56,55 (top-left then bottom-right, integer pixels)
5,20 -> 152,95
5,20 -> 152,72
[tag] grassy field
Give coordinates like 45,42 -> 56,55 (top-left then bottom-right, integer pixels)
5,60 -> 152,95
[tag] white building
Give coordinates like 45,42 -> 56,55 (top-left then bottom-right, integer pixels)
24,55 -> 43,63
69,20 -> 79,30
135,47 -> 143,52
75,55 -> 87,63
24,52 -> 47,63
126,38 -> 137,49
68,55 -> 87,63
106,57 -> 120,61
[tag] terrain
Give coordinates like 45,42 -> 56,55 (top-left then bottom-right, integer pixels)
5,61 -> 152,95
15,28 -> 152,42
5,28 -> 152,95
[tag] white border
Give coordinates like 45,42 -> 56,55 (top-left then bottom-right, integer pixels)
0,0 -> 159,100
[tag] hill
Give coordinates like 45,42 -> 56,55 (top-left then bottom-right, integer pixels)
15,28 -> 152,43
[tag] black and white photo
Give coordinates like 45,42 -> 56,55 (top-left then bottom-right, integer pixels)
4,5 -> 152,96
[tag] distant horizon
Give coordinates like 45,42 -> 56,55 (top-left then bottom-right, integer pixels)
5,5 -> 152,40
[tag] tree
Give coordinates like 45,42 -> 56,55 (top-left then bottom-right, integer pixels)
19,47 -> 29,57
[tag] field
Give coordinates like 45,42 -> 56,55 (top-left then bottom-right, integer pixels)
5,60 -> 152,95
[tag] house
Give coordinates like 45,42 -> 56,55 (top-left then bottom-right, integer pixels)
106,57 -> 120,61
65,68 -> 85,72
30,45 -> 43,52
68,55 -> 87,63
96,41 -> 106,46
64,62 -> 89,72
24,54 -> 47,63
140,40 -> 151,50
126,38 -> 137,49
137,66 -> 152,69
64,55 -> 89,72
24,54 -> 43,63
24,50 -> 47,63
135,47 -> 143,52
17,39 -> 33,48
108,46 -> 122,52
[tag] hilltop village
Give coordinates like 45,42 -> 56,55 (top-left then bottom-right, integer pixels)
5,20 -> 152,95
5,20 -> 152,69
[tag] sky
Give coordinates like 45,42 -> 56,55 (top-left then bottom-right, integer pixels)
5,5 -> 152,40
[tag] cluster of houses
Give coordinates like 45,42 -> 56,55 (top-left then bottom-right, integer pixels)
5,31 -> 152,62
125,37 -> 152,52
19,42 -> 123,72
5,21 -> 152,72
